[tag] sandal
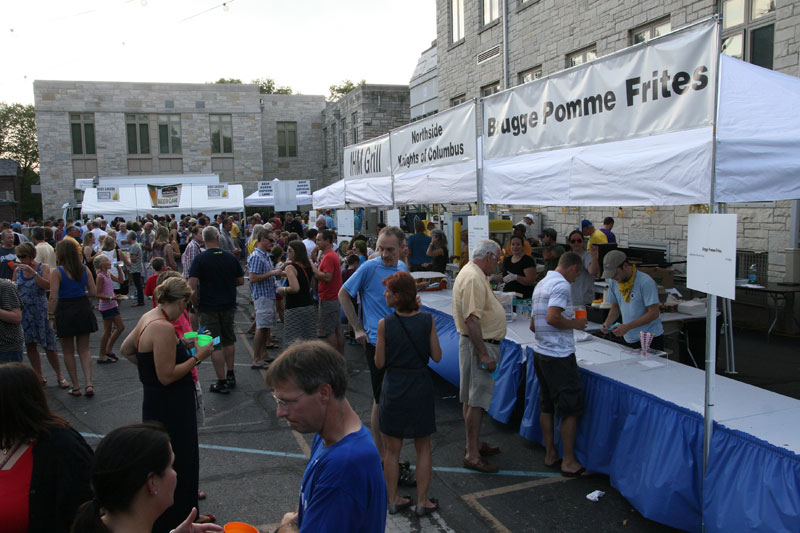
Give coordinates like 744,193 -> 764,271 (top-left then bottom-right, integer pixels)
97,358 -> 116,364
58,378 -> 71,389
388,496 -> 414,515
84,386 -> 95,397
415,498 -> 439,517
251,360 -> 271,370
68,388 -> 83,397
107,352 -> 119,362
265,343 -> 280,350
40,377 -> 47,385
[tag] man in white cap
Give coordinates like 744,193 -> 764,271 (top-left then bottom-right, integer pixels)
600,250 -> 664,351
521,213 -> 539,244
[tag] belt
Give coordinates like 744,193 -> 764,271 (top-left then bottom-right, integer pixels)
461,335 -> 502,345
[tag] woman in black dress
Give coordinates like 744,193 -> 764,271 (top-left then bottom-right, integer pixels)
375,271 -> 442,516
424,229 -> 449,273
277,241 -> 317,348
120,277 -> 213,533
499,235 -> 537,298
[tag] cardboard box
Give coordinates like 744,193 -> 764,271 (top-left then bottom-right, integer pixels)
638,266 -> 675,289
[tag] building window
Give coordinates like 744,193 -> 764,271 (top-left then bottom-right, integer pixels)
125,114 -> 150,155
158,115 -> 181,154
210,115 -> 233,154
70,113 -> 96,155
483,0 -> 500,25
322,127 -> 328,166
518,67 -> 542,85
451,94 -> 467,107
351,112 -> 358,145
721,0 -> 776,69
277,121 -> 298,157
451,0 -> 464,42
567,46 -> 597,68
631,18 -> 671,45
481,81 -> 501,98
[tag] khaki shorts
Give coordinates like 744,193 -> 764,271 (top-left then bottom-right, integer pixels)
254,296 -> 276,330
198,309 -> 236,347
458,336 -> 501,410
318,299 -> 340,336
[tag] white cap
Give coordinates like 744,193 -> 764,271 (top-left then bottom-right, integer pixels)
524,213 -> 535,221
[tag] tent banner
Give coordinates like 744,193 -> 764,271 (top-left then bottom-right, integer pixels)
147,184 -> 181,208
343,134 -> 391,180
207,184 -> 229,199
391,101 -> 477,175
482,19 -> 717,160
96,186 -> 118,202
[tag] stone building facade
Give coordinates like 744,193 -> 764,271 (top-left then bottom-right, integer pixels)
33,80 -> 328,218
431,0 -> 800,282
0,159 -> 21,222
320,84 -> 410,187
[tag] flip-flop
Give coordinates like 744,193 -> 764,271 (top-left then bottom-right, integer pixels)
561,466 -> 586,478
415,498 -> 439,517
388,496 -> 414,515
58,378 -> 71,389
68,388 -> 82,397
97,358 -> 116,364
265,343 -> 280,349
84,386 -> 95,397
544,458 -> 562,469
107,353 -> 119,361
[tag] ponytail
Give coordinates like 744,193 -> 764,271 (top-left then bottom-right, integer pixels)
70,499 -> 109,533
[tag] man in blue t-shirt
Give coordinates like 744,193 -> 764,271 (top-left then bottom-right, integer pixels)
339,226 -> 408,460
600,250 -> 664,350
268,341 -> 386,533
406,219 -> 432,272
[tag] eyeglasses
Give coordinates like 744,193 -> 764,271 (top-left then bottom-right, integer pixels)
570,239 -> 583,244
272,392 -> 305,408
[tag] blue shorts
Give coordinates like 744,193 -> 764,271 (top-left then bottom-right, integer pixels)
100,307 -> 121,320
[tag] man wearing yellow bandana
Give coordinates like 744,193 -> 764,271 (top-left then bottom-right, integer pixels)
600,250 -> 664,351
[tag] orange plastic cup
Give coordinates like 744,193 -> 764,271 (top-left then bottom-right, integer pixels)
224,522 -> 259,533
574,309 -> 587,319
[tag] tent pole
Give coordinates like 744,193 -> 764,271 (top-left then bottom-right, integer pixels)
702,16 -> 723,533
476,99 -> 484,216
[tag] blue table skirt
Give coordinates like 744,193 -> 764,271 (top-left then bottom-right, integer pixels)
425,306 -> 800,532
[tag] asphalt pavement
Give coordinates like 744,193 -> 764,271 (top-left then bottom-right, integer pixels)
41,286 -> 679,532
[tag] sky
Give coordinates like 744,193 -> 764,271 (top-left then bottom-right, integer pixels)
0,0 -> 437,105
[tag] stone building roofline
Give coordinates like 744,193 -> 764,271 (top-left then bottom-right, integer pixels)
33,79 -> 262,93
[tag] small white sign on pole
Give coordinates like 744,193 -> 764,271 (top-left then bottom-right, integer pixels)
309,210 -> 317,224
386,209 -> 400,228
295,180 -> 311,195
274,181 -> 298,212
687,213 -> 737,300
467,215 -> 490,261
337,209 -> 355,237
258,181 -> 273,197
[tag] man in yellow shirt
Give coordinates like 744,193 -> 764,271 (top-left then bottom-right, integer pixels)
581,219 -> 607,251
452,239 -> 506,474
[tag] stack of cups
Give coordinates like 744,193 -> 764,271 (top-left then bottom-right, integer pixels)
639,331 -> 655,357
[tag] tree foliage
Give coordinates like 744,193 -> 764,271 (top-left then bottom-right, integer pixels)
328,79 -> 366,102
215,77 -> 293,94
0,102 -> 41,219
214,77 -> 243,84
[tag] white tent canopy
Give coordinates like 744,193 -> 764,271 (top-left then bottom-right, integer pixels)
312,180 -> 346,209
81,184 -> 244,218
394,160 -> 479,205
345,176 -> 393,206
244,191 -> 313,207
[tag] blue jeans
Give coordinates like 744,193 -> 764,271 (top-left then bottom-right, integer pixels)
0,350 -> 23,363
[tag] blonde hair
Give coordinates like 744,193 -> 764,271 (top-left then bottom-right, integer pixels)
101,235 -> 116,252
154,276 -> 192,304
92,254 -> 110,270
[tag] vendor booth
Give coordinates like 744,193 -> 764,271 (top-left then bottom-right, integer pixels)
81,183 -> 244,219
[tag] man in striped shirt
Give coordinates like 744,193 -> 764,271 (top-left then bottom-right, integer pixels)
247,227 -> 282,369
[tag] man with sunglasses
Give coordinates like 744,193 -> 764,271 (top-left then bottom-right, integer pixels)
267,341 -> 387,533
247,228 -> 283,371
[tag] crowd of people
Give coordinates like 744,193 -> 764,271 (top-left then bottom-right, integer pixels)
0,208 -> 666,531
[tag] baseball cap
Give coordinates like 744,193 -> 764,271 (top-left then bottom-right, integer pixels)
524,213 -> 535,221
581,219 -> 593,228
601,250 -> 627,278
539,228 -> 557,240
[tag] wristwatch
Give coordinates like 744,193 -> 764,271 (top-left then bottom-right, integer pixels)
191,354 -> 201,366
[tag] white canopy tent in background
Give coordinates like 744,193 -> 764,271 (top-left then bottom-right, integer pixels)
312,179 -> 346,209
81,184 -> 244,218
244,191 -> 313,207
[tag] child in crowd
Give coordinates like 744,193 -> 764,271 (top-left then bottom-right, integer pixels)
143,257 -> 169,308
93,255 -> 125,364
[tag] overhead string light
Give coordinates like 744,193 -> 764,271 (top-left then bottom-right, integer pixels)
179,0 -> 235,22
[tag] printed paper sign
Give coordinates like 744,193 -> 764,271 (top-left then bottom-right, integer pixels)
147,184 -> 181,208
337,209 -> 355,237
386,209 -> 400,228
391,102 -> 477,175
467,215 -> 490,261
482,20 -> 717,160
96,186 -> 118,202
343,135 -> 391,180
258,181 -> 273,197
207,184 -> 229,199
687,213 -> 737,299
295,180 -> 311,195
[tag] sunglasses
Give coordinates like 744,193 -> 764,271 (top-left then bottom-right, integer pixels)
570,239 -> 583,243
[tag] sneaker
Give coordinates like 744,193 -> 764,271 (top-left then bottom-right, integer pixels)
226,372 -> 236,389
210,381 -> 230,394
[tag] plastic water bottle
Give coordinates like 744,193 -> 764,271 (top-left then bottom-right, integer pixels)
748,264 -> 757,284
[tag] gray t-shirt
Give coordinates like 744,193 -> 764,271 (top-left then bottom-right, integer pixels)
128,242 -> 144,273
570,251 -> 595,306
532,270 -> 575,358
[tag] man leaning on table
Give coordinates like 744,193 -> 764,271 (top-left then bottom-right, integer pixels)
452,239 -> 506,473
530,251 -> 587,477
600,250 -> 664,350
